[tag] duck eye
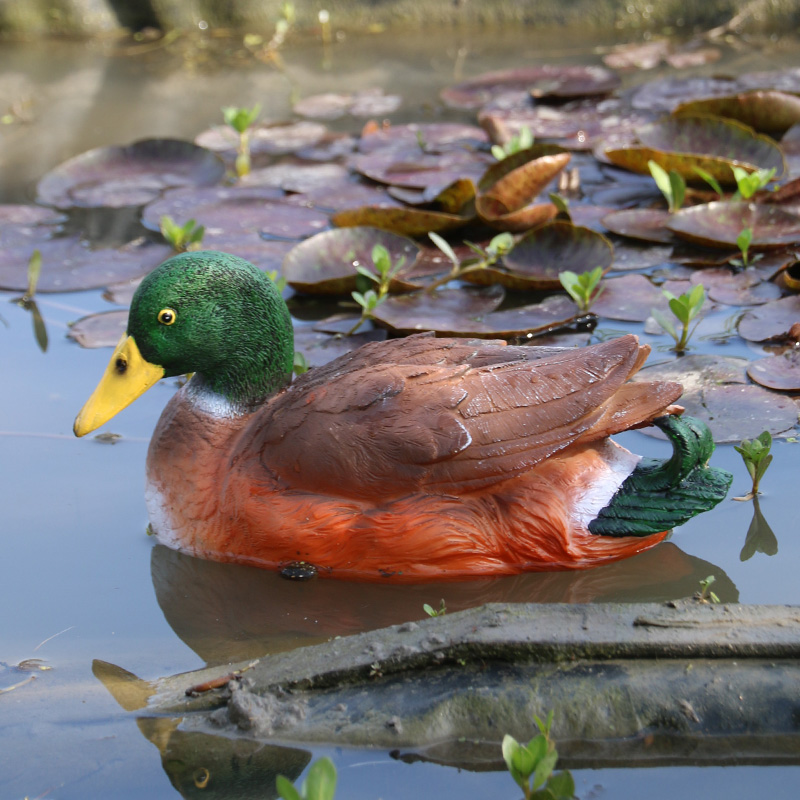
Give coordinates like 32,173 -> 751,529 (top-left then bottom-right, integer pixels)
157,308 -> 177,326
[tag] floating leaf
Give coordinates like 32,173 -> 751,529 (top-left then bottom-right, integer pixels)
441,65 -> 620,110
68,310 -> 128,348
358,123 -> 488,155
0,204 -> 65,227
633,354 -> 800,442
737,295 -> 800,341
600,208 -> 680,244
294,90 -> 401,119
589,274 -> 667,321
201,233 -> 296,274
674,90 -> 800,136
242,162 -> 350,194
476,221 -> 613,290
282,227 -> 420,294
688,267 -> 782,306
331,205 -> 470,237
36,139 -> 225,209
667,202 -> 800,249
351,149 -> 490,191
746,350 -> 800,391
195,121 -> 329,158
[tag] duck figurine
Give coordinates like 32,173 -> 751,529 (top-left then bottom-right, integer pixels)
74,251 -> 731,581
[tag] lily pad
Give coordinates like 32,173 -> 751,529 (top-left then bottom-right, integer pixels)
441,66 -> 620,110
688,267 -> 782,306
67,310 -> 128,348
738,295 -> 800,341
633,354 -> 799,442
387,179 -> 476,214
370,285 -> 506,335
242,162 -> 350,194
298,180 -> 401,214
195,121 -> 329,158
674,91 -> 800,136
605,115 -> 785,184
294,90 -> 401,120
331,205 -> 470,237
200,233 -> 296,274
36,139 -> 225,209
610,242 -> 674,271
746,350 -> 800,391
357,123 -> 488,155
351,149 -> 490,191
0,235 -> 171,293
601,208 -> 680,244
282,227 -> 421,294
477,221 -> 613,290
589,274 -> 667,321
0,205 -> 65,227
667,202 -> 800,249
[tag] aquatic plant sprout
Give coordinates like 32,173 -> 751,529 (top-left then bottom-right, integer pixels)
734,430 -> 773,501
651,284 -> 706,352
559,265 -> 605,313
222,103 -> 261,177
492,125 -> 534,160
425,231 -> 515,292
648,159 -> 685,212
277,756 -> 337,800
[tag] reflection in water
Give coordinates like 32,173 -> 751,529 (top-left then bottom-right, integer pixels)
740,497 -> 778,561
151,542 -> 737,664
13,296 -> 48,352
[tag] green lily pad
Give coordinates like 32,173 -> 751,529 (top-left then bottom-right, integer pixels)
633,354 -> 799,442
282,227 -> 421,294
605,115 -> 785,185
370,284 -> 505,335
473,221 -> 613,290
331,205 -> 471,237
601,208 -> 680,244
746,350 -> 800,391
667,202 -> 800,249
67,310 -> 128,348
36,139 -> 225,209
738,295 -> 800,341
674,91 -> 800,136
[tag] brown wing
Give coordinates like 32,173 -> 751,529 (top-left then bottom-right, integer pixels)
249,333 -> 681,499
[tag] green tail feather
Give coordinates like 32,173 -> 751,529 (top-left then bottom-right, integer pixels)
589,415 -> 732,537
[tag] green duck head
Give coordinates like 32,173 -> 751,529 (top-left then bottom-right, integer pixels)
74,250 -> 294,437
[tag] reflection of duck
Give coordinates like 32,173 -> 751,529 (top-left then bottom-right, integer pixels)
151,542 -> 738,664
74,251 -> 731,581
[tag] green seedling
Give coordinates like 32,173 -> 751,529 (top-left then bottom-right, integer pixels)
277,756 -> 337,800
732,166 -> 776,200
425,231 -> 514,292
730,226 -> 759,268
492,125 -> 534,160
548,192 -> 571,221
347,244 -> 405,335
651,284 -> 706,352
423,599 -> 447,617
697,575 -> 720,604
293,351 -> 309,376
648,159 -> 685,212
160,216 -> 205,252
559,266 -> 605,314
222,103 -> 261,178
11,250 -> 47,352
265,269 -> 288,293
692,166 -> 724,198
734,430 -> 773,501
502,711 -> 575,800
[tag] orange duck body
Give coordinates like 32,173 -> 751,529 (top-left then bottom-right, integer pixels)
144,333 -> 679,581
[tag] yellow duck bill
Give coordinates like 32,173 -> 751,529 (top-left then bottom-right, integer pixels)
73,334 -> 165,437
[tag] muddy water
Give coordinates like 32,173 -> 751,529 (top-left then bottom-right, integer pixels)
1,29 -> 799,799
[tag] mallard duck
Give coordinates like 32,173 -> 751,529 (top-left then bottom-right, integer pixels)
74,251 -> 731,581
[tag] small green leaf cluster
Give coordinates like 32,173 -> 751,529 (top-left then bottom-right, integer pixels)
734,430 -> 773,500
348,244 -> 405,335
648,160 -> 685,212
732,226 -> 755,267
731,166 -> 776,200
277,756 -> 336,800
160,216 -> 205,252
502,712 -> 575,800
426,231 -> 514,292
697,575 -> 720,604
293,351 -> 309,376
222,104 -> 261,178
558,266 -> 604,314
423,599 -> 447,617
492,126 -> 534,160
651,284 -> 705,352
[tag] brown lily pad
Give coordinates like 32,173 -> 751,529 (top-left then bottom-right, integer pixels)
387,179 -> 476,214
674,91 -> 800,136
294,90 -> 401,120
688,267 -> 783,306
605,115 -> 785,185
36,139 -> 225,209
746,350 -> 800,391
633,354 -> 799,442
441,65 -> 620,110
0,205 -> 65,227
738,295 -> 800,341
331,205 -> 470,237
201,233 -> 295,274
589,274 -> 666,322
195,121 -> 329,159
358,123 -> 488,155
476,221 -> 613,290
241,162 -> 350,194
370,284 -> 505,335
601,208 -> 680,244
610,242 -> 674,271
67,310 -> 128,348
667,202 -> 800,249
282,227 -> 421,294
0,235 -> 171,293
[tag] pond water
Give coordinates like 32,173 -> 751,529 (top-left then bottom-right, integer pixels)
1,27 -> 799,799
